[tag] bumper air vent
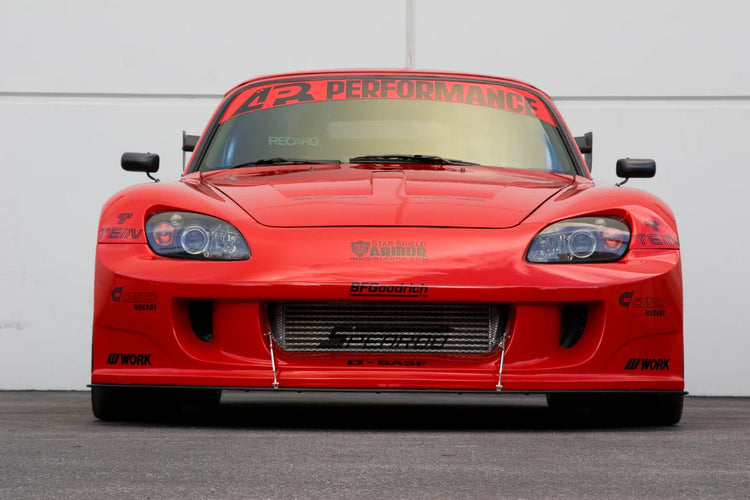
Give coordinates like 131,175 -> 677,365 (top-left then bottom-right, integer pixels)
559,304 -> 588,348
188,300 -> 213,343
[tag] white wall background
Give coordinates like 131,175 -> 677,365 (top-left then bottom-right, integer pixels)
1,0 -> 747,395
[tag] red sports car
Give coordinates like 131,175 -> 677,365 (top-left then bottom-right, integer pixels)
91,70 -> 684,424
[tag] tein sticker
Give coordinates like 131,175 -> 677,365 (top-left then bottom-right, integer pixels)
220,78 -> 555,125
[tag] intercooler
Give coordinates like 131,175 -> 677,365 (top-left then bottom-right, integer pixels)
270,302 -> 508,353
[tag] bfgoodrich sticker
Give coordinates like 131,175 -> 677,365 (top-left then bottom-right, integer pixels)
350,282 -> 428,298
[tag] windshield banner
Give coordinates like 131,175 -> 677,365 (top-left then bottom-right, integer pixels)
221,78 -> 555,125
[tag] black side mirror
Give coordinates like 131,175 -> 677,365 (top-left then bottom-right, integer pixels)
615,158 -> 655,186
121,152 -> 159,173
121,152 -> 160,182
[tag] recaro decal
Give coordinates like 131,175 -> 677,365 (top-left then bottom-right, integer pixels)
268,136 -> 320,146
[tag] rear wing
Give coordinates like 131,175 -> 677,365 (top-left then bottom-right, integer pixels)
182,131 -> 200,169
575,132 -> 593,171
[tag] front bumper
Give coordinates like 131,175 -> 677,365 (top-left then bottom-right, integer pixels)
92,226 -> 683,392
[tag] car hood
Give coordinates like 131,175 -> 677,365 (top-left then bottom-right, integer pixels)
203,164 -> 573,228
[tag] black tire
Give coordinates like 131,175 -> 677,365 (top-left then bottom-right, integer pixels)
91,386 -> 129,421
547,392 -> 684,426
546,393 -> 601,427
90,386 -> 178,422
92,386 -> 221,422
182,388 -> 222,407
546,393 -> 594,415
602,393 -> 684,426
652,393 -> 684,425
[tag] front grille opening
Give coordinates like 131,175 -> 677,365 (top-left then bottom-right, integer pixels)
270,302 -> 508,353
559,304 -> 588,348
188,300 -> 213,343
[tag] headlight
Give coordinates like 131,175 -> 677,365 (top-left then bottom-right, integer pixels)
145,211 -> 250,260
526,216 -> 629,263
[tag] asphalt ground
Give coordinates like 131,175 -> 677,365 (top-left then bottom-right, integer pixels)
0,391 -> 748,499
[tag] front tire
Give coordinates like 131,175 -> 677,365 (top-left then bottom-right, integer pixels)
652,393 -> 684,425
546,392 -> 684,426
603,393 -> 684,426
91,386 -> 124,421
91,387 -> 221,422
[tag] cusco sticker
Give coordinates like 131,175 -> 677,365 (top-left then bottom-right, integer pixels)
220,79 -> 555,125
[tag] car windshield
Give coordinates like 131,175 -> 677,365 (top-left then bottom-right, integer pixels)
199,77 -> 576,174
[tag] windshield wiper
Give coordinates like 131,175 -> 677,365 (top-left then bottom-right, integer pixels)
230,158 -> 342,168
349,154 -> 479,166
